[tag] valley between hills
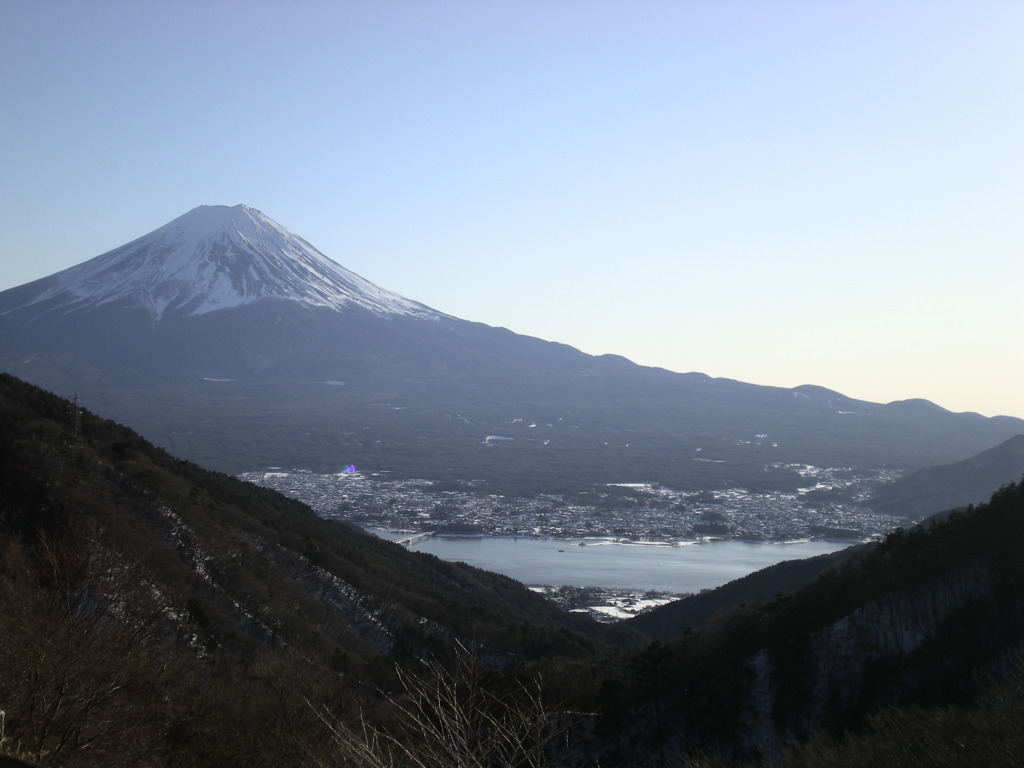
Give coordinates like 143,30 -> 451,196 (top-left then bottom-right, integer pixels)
4,373 -> 1024,767
242,465 -> 904,622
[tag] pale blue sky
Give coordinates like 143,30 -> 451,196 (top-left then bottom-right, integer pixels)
2,1 -> 1022,418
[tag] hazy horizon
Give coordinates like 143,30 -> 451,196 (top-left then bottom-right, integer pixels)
2,1 -> 1021,419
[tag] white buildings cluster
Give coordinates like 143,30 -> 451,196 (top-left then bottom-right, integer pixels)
241,465 -> 906,543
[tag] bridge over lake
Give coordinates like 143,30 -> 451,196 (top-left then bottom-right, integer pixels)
393,531 -> 436,546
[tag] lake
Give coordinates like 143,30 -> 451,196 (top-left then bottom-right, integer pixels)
375,531 -> 852,593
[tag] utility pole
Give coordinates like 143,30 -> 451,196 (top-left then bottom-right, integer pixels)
71,392 -> 82,438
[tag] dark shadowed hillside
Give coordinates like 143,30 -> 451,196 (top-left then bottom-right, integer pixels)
869,433 -> 1024,519
587,477 -> 1024,763
0,373 -> 636,767
626,545 -> 856,640
3,371 -> 1024,767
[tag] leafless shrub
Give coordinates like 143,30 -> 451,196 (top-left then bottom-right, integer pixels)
310,644 -> 572,768
0,536 -> 180,767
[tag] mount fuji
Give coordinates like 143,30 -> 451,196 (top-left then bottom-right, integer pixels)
5,204 -> 436,321
1,205 -> 1020,493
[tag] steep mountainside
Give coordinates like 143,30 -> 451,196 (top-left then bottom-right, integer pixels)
0,373 -> 632,658
2,205 -> 1022,497
590,479 -> 1024,762
626,545 -> 856,640
0,373 -> 634,766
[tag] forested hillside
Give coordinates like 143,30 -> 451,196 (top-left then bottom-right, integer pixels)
626,546 -> 855,640
2,372 -> 1022,767
869,433 -> 1024,519
0,374 -> 632,767
587,478 -> 1024,764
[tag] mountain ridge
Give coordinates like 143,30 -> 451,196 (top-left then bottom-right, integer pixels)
0,372 -> 638,766
1,205 -> 1021,497
0,371 -> 633,661
869,433 -> 1024,518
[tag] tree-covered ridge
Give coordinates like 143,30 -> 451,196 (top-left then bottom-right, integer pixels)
868,432 -> 1024,518
0,373 -> 632,767
0,373 -> 634,656
587,477 -> 1024,762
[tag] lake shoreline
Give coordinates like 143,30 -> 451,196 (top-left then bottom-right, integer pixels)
367,527 -> 853,595
372,528 -> 869,547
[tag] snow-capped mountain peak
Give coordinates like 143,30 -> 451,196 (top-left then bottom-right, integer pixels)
15,204 -> 437,321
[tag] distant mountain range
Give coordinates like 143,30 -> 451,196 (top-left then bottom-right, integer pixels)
1,204 -> 1020,494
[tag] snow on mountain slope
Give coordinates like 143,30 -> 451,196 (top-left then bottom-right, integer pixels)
11,204 -> 439,321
